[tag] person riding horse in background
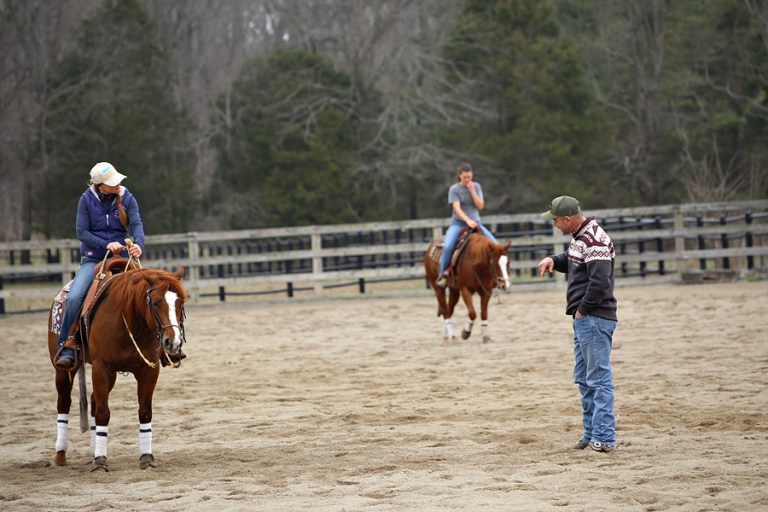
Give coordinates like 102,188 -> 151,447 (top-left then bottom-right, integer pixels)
435,162 -> 498,288
54,162 -> 145,369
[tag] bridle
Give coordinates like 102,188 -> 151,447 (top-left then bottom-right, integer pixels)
146,287 -> 187,349
123,287 -> 187,368
466,253 -> 506,297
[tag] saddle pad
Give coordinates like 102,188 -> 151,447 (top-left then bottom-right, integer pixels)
50,280 -> 73,336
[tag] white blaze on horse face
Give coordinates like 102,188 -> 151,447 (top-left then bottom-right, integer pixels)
163,290 -> 183,351
498,254 -> 511,291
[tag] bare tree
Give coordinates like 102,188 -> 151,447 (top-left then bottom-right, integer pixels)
0,0 -> 102,241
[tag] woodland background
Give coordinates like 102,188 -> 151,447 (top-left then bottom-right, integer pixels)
1,0 -> 767,242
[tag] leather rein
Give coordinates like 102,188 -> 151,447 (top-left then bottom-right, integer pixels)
122,287 -> 187,369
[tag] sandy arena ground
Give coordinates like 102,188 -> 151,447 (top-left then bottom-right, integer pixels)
0,280 -> 766,511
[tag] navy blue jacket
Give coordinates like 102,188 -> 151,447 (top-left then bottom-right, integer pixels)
76,185 -> 145,260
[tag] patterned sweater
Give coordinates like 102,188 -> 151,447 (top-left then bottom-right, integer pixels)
551,216 -> 618,321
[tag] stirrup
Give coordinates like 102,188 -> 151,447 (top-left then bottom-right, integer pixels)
54,337 -> 78,370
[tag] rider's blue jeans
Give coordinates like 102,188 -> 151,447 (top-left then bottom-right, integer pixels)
438,220 -> 497,275
57,256 -> 99,347
573,315 -> 617,445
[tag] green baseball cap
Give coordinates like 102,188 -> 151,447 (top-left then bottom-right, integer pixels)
541,195 -> 581,220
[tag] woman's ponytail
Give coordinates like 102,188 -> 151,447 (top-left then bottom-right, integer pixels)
116,193 -> 129,230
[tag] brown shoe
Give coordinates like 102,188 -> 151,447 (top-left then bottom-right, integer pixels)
573,439 -> 590,450
435,271 -> 450,288
54,350 -> 76,369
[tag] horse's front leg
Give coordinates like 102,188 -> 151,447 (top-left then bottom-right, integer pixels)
136,367 -> 160,470
460,288 -> 476,340
480,292 -> 492,343
443,288 -> 461,342
53,368 -> 76,466
90,363 -> 117,472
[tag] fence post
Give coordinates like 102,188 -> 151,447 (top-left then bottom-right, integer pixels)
746,211 -> 754,270
720,215 -> 730,269
217,260 -> 225,302
655,216 -> 665,275
61,244 -> 72,287
697,215 -> 707,270
0,276 -> 5,315
187,235 -> 200,302
674,211 -> 686,281
311,233 -> 323,296
637,217 -> 646,278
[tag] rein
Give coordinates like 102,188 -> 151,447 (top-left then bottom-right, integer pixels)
122,315 -> 158,368
146,288 -> 186,368
469,262 -> 496,297
118,276 -> 187,369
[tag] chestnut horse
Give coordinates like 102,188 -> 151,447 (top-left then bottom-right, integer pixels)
47,265 -> 186,472
424,232 -> 511,342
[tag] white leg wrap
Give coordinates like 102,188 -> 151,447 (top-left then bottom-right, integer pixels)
55,414 -> 69,452
481,321 -> 489,336
464,319 -> 474,333
94,426 -> 108,458
139,422 -> 152,455
443,319 -> 454,338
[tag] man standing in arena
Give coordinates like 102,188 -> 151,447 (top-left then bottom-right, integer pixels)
537,195 -> 618,453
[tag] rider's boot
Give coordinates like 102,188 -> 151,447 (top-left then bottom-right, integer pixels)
435,270 -> 450,288
54,337 -> 77,369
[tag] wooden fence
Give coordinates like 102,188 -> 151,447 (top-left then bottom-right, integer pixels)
1,200 -> 767,314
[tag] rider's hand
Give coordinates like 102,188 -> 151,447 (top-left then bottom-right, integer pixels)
467,219 -> 478,229
128,244 -> 142,258
107,242 -> 124,254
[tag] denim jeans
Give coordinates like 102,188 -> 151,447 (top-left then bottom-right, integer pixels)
573,315 -> 617,445
57,256 -> 99,346
438,220 -> 498,275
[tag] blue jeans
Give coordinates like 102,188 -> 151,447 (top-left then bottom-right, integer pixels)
573,315 -> 617,445
438,220 -> 498,275
57,256 -> 99,346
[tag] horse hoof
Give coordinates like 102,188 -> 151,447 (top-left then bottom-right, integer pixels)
53,450 -> 67,466
139,453 -> 158,470
461,330 -> 471,340
91,456 -> 109,472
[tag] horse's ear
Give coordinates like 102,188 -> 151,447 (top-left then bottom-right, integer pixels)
504,241 -> 511,251
175,266 -> 185,281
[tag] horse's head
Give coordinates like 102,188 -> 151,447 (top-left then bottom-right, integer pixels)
492,242 -> 512,293
143,267 -> 187,357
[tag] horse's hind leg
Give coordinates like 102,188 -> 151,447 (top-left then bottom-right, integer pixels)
443,289 -> 461,342
460,288 -> 476,340
53,369 -> 75,466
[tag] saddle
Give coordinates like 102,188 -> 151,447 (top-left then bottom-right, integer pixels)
430,227 -> 475,283
54,257 -> 138,368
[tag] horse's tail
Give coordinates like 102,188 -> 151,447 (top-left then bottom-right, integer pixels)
77,364 -> 88,433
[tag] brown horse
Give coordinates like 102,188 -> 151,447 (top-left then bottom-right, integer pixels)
47,265 -> 186,472
424,233 -> 511,342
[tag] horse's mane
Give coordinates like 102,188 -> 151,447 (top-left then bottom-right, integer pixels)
466,233 -> 503,259
108,268 -> 187,306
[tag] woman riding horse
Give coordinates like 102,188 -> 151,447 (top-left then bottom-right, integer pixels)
436,162 -> 498,288
54,162 -> 145,369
